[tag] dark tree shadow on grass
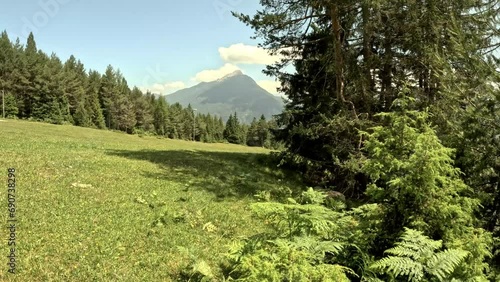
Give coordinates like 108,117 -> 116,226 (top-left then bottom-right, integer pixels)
106,149 -> 304,199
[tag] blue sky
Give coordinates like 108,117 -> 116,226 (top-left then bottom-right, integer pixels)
0,0 -> 282,95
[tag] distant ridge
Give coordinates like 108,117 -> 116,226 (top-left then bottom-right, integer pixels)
165,71 -> 284,123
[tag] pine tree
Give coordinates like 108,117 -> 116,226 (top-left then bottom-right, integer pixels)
153,96 -> 168,136
19,32 -> 43,119
257,114 -> 270,147
1,92 -> 18,118
234,0 -> 500,195
203,113 -> 215,143
99,65 -> 118,129
86,70 -> 106,128
111,94 -> 136,133
246,117 -> 259,146
0,31 -> 15,116
224,112 -> 243,144
215,116 -> 225,142
167,103 -> 183,139
9,38 -> 29,119
62,55 -> 87,123
239,123 -> 248,145
184,104 -> 196,141
130,87 -> 153,132
32,52 -> 68,124
73,101 -> 91,127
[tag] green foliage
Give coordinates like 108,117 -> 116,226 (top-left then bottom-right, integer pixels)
227,236 -> 351,282
369,228 -> 469,282
227,188 -> 347,280
250,202 -> 340,240
224,112 -> 245,144
227,94 -> 494,280
180,259 -> 215,282
226,187 -> 387,281
299,187 -> 326,205
86,70 -> 106,128
246,117 -> 260,146
1,91 -> 18,118
362,98 -> 472,231
361,96 -> 491,279
111,95 -> 136,133
230,0 -> 499,279
236,0 -> 500,197
448,83 -> 500,268
73,99 -> 92,127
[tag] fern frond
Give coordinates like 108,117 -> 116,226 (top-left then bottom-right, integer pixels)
426,249 -> 469,281
385,228 -> 441,261
370,256 -> 424,281
290,236 -> 344,257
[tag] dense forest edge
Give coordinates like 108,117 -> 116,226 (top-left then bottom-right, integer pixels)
219,0 -> 499,281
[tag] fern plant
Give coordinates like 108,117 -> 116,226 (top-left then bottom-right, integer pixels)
226,234 -> 353,281
368,228 -> 469,282
225,188 -> 358,281
361,96 -> 491,279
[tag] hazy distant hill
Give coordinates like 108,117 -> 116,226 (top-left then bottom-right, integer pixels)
164,71 -> 284,123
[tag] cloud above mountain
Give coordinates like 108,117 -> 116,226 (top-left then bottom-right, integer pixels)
140,81 -> 186,94
140,43 -> 287,95
192,63 -> 242,83
219,43 -> 284,65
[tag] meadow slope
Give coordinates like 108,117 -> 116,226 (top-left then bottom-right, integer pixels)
0,119 -> 302,281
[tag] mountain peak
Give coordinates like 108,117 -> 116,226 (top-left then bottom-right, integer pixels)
166,71 -> 284,123
218,70 -> 244,81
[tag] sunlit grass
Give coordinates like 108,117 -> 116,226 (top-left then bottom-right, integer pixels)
0,119 -> 302,281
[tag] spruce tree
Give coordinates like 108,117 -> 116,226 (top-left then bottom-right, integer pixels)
111,95 -> 136,133
86,70 -> 106,128
62,55 -> 87,123
130,87 -> 153,132
257,114 -> 269,147
20,32 -> 43,119
235,0 -> 500,194
224,112 -> 243,144
167,103 -> 183,139
0,31 -> 15,116
32,52 -> 67,124
246,117 -> 259,146
1,92 -> 18,118
9,38 -> 29,119
99,65 -> 118,129
153,96 -> 168,136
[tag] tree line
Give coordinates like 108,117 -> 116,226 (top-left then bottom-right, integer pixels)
0,31 -> 279,148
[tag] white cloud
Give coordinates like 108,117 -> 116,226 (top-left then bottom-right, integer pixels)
257,80 -> 281,95
140,81 -> 186,94
192,63 -> 242,82
165,81 -> 186,90
219,43 -> 284,65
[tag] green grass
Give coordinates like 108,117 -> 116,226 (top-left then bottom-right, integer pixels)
0,119 -> 303,281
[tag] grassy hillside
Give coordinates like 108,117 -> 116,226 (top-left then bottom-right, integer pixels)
0,119 -> 302,281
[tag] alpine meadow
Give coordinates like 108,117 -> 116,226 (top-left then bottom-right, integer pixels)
0,0 -> 499,281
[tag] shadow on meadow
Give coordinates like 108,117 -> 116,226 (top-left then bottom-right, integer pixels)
106,149 -> 303,199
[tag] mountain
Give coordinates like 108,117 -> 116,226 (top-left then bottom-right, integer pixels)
164,71 -> 284,123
